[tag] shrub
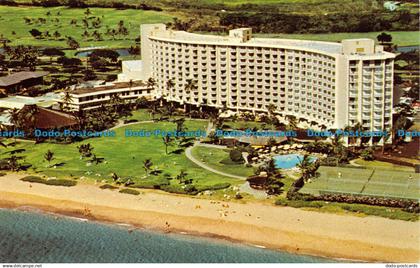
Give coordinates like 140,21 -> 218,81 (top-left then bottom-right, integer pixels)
319,157 -> 338,166
275,199 -> 324,208
123,119 -> 138,124
360,148 -> 375,161
0,172 -> 7,177
286,187 -> 419,212
197,183 -> 231,192
160,184 -> 191,195
286,190 -> 317,201
160,182 -> 231,195
0,159 -> 9,170
229,149 -> 244,163
20,176 -> 77,187
341,205 -> 419,221
45,179 -> 77,187
219,158 -> 241,165
119,188 -> 140,195
184,184 -> 197,193
21,176 -> 44,183
99,184 -> 119,190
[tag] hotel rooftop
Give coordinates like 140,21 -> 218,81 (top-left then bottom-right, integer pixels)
149,29 -> 388,55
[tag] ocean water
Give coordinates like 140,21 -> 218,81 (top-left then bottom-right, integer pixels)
0,209 -> 334,263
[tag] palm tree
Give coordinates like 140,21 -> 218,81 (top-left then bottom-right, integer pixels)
166,78 -> 175,99
146,77 -> 156,89
344,122 -> 362,148
331,135 -> 348,165
297,154 -> 314,181
266,103 -> 276,116
143,158 -> 153,176
286,115 -> 298,130
61,90 -> 74,111
176,169 -> 191,184
209,112 -> 224,130
109,94 -> 123,114
22,105 -> 38,136
91,154 -> 103,165
7,155 -> 20,171
8,108 -> 20,128
162,135 -> 173,155
111,172 -> 119,183
162,102 -> 176,118
174,118 -> 186,133
135,96 -> 148,109
183,79 -> 197,110
392,104 -> 414,145
44,150 -> 54,167
77,143 -> 94,158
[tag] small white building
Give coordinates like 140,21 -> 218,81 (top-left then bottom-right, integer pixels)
118,60 -> 145,82
60,81 -> 152,111
0,92 -> 60,109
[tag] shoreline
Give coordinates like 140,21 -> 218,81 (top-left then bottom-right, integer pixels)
0,204 -> 341,262
0,173 -> 419,263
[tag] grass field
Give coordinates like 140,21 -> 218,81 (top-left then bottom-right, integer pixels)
0,5 -> 418,49
0,6 -> 173,48
191,145 -> 255,177
300,166 -> 420,200
2,120 -> 242,190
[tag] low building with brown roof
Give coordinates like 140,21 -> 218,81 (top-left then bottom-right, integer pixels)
17,104 -> 78,129
0,71 -> 49,93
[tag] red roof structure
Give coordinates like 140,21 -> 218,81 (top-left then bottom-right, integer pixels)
18,105 -> 78,129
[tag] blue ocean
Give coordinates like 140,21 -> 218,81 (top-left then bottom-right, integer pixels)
0,208 -> 334,263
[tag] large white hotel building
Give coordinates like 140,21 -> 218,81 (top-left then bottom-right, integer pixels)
120,24 -> 395,142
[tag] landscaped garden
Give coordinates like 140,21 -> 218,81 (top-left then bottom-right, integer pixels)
3,119 -> 243,194
190,145 -> 254,178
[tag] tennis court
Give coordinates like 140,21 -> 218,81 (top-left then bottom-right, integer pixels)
300,166 -> 420,200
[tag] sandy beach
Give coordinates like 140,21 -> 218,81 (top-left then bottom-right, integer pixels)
0,173 -> 419,262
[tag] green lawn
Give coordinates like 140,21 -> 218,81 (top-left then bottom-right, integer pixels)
2,120 -> 242,191
300,166 -> 420,200
354,159 -> 415,172
127,110 -> 155,122
255,31 -> 420,46
1,5 -> 417,50
224,120 -> 266,130
191,145 -> 255,177
0,6 -> 173,48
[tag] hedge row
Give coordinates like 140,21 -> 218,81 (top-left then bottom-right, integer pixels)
119,188 -> 140,195
99,184 -> 119,190
21,176 -> 77,187
158,182 -> 231,195
286,190 -> 419,213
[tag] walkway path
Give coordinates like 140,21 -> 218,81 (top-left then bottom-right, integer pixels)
111,120 -> 267,197
185,142 -> 268,198
110,119 -> 154,130
185,143 -> 246,180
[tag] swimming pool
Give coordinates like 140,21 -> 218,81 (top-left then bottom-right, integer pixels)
273,154 -> 316,169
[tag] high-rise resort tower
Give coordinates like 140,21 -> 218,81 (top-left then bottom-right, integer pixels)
119,24 -> 395,144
